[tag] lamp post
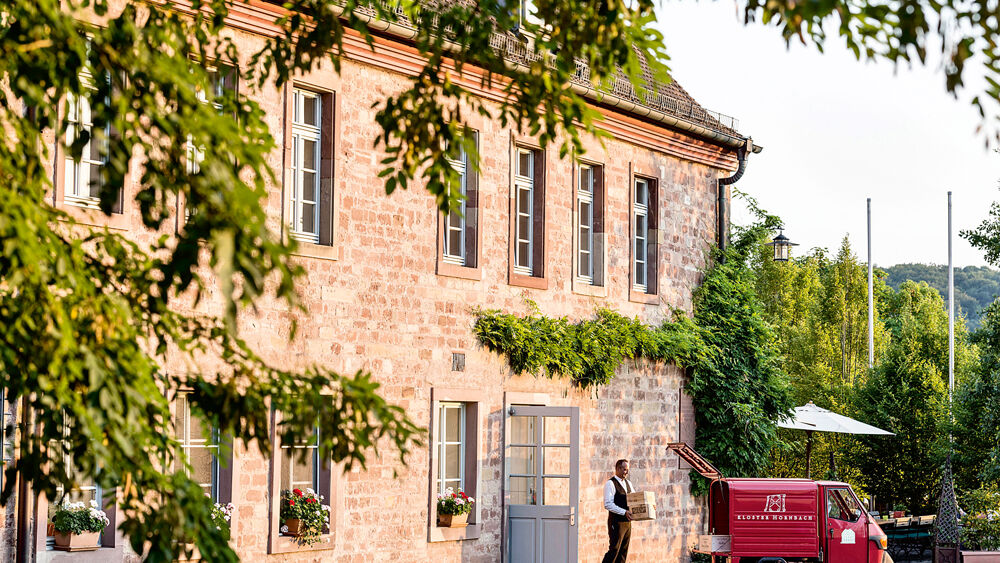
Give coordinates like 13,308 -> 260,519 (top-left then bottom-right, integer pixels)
765,229 -> 799,262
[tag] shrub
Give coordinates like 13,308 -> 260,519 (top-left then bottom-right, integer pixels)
211,502 -> 234,541
961,487 -> 1000,551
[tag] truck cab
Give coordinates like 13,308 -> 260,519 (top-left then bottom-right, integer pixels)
669,444 -> 890,563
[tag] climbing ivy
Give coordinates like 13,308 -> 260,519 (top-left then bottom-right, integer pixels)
472,198 -> 792,495
473,307 -> 709,389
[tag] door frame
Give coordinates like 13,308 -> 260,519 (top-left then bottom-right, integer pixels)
502,396 -> 579,562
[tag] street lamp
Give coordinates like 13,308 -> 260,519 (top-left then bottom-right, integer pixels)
765,230 -> 798,262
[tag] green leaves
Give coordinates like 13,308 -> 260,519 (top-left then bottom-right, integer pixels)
472,307 -> 708,389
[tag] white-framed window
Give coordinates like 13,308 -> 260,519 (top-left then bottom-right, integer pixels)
0,390 -> 12,493
633,177 -> 649,292
280,427 -> 319,492
436,403 -> 466,494
443,146 -> 468,265
174,393 -> 220,500
514,149 -> 535,275
186,66 -> 230,176
577,164 -> 595,284
520,0 -> 542,26
64,69 -> 110,209
289,89 -> 322,244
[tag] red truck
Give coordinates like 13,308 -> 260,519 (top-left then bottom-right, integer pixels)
668,444 -> 891,563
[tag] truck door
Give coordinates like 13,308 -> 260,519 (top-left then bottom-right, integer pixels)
824,487 -> 868,562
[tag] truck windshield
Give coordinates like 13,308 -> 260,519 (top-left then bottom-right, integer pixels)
826,488 -> 863,523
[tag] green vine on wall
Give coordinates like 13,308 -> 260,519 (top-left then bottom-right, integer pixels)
471,196 -> 793,495
472,307 -> 708,389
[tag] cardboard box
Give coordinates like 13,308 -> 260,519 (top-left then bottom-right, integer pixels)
629,502 -> 656,521
626,491 -> 656,521
698,534 -> 732,553
626,491 -> 655,506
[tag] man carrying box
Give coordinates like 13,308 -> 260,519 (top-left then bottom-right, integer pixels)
602,459 -> 634,563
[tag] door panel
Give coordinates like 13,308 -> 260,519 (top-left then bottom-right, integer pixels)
505,406 -> 579,562
825,487 -> 868,562
541,517 -> 569,560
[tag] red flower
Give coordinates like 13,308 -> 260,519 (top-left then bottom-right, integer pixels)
293,488 -> 303,497
289,500 -> 295,506
461,492 -> 467,498
307,498 -> 317,504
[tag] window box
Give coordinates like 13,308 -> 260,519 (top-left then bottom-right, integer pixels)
53,531 -> 100,552
437,513 -> 469,528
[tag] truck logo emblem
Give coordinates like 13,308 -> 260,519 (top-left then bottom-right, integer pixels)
764,494 -> 786,513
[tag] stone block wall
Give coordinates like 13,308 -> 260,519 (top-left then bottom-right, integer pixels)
13,5 -> 743,561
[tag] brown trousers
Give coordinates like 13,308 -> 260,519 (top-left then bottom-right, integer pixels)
601,518 -> 630,563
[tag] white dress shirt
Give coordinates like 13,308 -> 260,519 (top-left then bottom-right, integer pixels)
603,475 -> 633,516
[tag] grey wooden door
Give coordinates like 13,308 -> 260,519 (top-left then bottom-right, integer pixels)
505,405 -> 579,563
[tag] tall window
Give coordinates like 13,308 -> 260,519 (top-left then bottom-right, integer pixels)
436,403 -> 466,494
64,70 -> 110,209
577,165 -> 595,283
514,149 -> 535,275
174,393 -> 220,500
633,178 -> 650,292
280,427 -> 319,492
443,146 -> 468,265
187,65 -> 233,176
290,89 -> 322,243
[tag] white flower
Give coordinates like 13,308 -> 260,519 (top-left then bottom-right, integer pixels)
280,525 -> 288,533
468,497 -> 475,503
306,488 -> 315,495
89,499 -> 98,508
456,498 -> 465,505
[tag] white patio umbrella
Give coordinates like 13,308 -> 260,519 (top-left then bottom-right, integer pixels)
777,401 -> 894,478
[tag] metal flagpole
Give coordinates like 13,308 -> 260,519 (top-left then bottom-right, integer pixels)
868,198 -> 874,369
948,191 -> 955,403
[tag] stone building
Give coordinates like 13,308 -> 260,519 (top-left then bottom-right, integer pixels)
5,2 -> 760,561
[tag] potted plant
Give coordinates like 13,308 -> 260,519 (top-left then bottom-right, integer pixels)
51,499 -> 110,551
279,488 -> 329,545
436,487 -> 475,528
960,488 -> 1000,562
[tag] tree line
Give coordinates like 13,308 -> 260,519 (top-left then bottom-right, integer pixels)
754,236 -> 999,514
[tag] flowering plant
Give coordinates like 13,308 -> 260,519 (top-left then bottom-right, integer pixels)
960,487 -> 1000,551
211,502 -> 234,540
51,499 -> 110,535
436,487 -> 475,516
279,488 -> 330,544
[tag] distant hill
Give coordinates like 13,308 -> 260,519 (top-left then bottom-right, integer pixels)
881,263 -> 1000,330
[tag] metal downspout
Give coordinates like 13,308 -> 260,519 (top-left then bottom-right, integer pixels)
716,138 -> 754,259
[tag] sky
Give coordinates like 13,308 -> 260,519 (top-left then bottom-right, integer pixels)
655,1 -> 1000,268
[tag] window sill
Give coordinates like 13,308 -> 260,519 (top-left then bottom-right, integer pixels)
628,288 -> 659,305
509,272 -> 548,290
291,242 -> 340,261
437,260 -> 481,281
269,533 -> 334,554
428,523 -> 481,543
57,204 -> 130,231
572,279 -> 606,298
44,547 -> 123,562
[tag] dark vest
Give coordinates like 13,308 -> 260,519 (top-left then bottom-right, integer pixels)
608,477 -> 630,523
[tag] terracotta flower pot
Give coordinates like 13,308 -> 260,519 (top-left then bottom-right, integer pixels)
962,552 -> 1000,563
893,510 -> 905,518
283,519 -> 303,537
53,531 -> 100,551
437,512 -> 469,528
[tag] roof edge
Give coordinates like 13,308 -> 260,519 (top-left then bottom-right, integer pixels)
347,5 -> 762,153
